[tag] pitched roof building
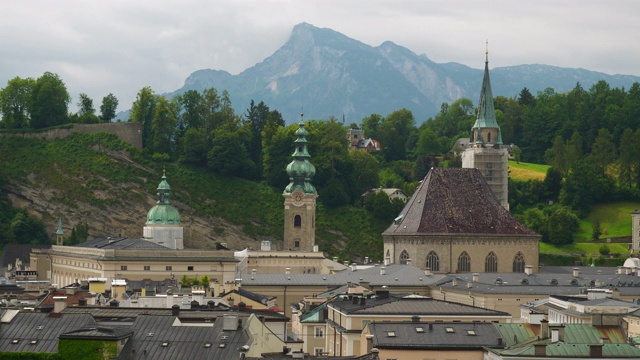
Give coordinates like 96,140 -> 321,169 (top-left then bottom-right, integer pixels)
383,167 -> 539,273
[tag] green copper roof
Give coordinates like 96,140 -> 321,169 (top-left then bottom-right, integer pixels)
284,120 -> 317,195
56,217 -> 64,235
146,171 -> 181,225
471,51 -> 503,145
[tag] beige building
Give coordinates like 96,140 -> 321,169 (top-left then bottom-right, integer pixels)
325,291 -> 511,357
383,168 -> 540,274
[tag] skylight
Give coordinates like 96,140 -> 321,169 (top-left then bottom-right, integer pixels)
161,342 -> 169,347
415,327 -> 424,333
467,330 -> 476,336
446,327 -> 455,333
387,331 -> 396,337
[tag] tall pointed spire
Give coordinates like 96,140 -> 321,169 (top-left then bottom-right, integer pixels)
55,217 -> 64,245
471,42 -> 503,145
284,112 -> 316,195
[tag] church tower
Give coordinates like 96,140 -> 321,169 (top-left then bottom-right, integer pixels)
283,116 -> 318,251
55,217 -> 64,245
143,170 -> 184,249
462,47 -> 509,209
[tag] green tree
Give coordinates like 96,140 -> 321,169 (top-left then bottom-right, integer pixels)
201,274 -> 210,288
179,128 -> 208,166
589,128 -> 616,175
99,93 -> 119,122
30,72 -> 70,128
361,114 -> 383,140
599,244 -> 610,256
262,124 -> 295,188
350,150 -> 380,197
129,86 -> 157,148
592,219 -> 602,241
181,274 -> 191,286
547,207 -> 579,245
0,76 -> 35,129
149,96 -> 178,156
76,93 -> 99,124
617,128 -> 638,188
177,89 -> 204,131
378,108 -> 416,162
208,123 -> 256,178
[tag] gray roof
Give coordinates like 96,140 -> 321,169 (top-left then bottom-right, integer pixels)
0,312 -> 95,353
60,306 -> 288,321
434,267 -> 640,296
128,315 -> 249,360
383,168 -> 537,236
368,321 -> 504,349
241,264 -> 446,287
59,326 -> 133,340
330,295 -> 511,317
75,237 -> 169,250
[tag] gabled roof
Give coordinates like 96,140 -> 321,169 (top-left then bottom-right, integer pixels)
368,321 -> 503,350
241,264 -> 446,287
329,295 -> 511,318
218,288 -> 275,305
0,312 -> 95,353
383,168 -> 537,236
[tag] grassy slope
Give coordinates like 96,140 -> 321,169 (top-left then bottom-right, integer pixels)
0,134 -> 384,260
508,160 -> 549,181
573,202 -> 638,241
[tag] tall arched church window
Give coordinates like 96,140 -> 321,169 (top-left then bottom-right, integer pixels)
485,251 -> 498,273
399,250 -> 410,265
457,252 -> 471,273
426,251 -> 439,272
294,215 -> 301,227
487,131 -> 492,143
513,252 -> 525,273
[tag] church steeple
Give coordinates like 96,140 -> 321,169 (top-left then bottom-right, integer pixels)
471,44 -> 503,146
283,112 -> 318,252
143,170 -> 184,249
284,113 -> 316,195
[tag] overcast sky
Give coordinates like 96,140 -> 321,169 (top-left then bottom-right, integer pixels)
1,0 -> 639,114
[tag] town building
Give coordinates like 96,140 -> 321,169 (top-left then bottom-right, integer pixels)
347,127 -> 380,152
382,167 -> 540,273
461,51 -> 509,209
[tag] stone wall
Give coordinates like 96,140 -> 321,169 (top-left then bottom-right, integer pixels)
1,122 -> 143,148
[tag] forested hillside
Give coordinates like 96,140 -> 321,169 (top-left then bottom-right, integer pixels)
1,70 -> 640,259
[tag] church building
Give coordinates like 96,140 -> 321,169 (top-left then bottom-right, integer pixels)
461,50 -> 509,209
143,171 -> 184,249
282,119 -> 318,252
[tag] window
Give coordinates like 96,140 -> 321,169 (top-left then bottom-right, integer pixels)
457,252 -> 470,272
144,266 -> 150,271
399,250 -> 410,265
166,266 -> 172,271
294,215 -> 302,227
314,326 -> 324,339
188,266 -> 194,271
424,251 -> 439,272
120,266 -> 127,271
314,348 -> 324,356
485,252 -> 498,272
512,252 -> 525,273
294,240 -> 300,248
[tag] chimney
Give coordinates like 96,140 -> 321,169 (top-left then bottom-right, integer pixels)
365,334 -> 374,354
190,300 -> 200,309
333,257 -> 338,262
350,263 -> 357,271
376,290 -> 390,299
524,265 -> 533,275
384,256 -> 390,266
380,267 -> 386,275
78,298 -> 87,307
467,282 -> 472,288
551,328 -> 559,342
109,299 -> 119,307
359,297 -> 366,306
313,245 -> 319,252
497,337 -> 503,346
364,256 -> 369,264
540,319 -> 549,339
285,268 -> 291,275
53,296 -> 67,313
353,297 -> 359,304
472,273 -> 479,282
452,279 -> 457,287
428,323 -> 433,331
207,300 -> 215,309
589,344 -> 603,358
406,258 -> 412,266
534,344 -> 546,357
424,268 -> 432,276
573,268 -> 580,277
238,301 -> 247,312
172,304 -> 180,316
251,269 -> 257,275
166,289 -> 173,308
411,315 -> 420,323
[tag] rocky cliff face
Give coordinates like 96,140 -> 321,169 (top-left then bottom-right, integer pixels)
4,150 -> 261,251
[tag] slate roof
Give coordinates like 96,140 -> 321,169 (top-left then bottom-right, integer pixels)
329,295 -> 511,318
1,244 -> 50,268
367,321 -> 504,350
219,288 -> 275,305
74,237 -> 169,250
434,267 -> 640,297
493,323 -> 628,347
128,315 -> 249,360
383,168 -> 537,236
59,326 -> 133,340
241,264 -> 446,287
0,312 -> 95,353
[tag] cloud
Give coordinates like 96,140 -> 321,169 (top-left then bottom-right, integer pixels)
1,0 -> 639,113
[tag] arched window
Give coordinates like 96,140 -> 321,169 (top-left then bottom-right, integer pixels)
457,252 -> 471,273
426,251 -> 439,272
294,215 -> 301,227
485,251 -> 498,273
487,131 -> 492,143
399,250 -> 410,265
512,252 -> 525,273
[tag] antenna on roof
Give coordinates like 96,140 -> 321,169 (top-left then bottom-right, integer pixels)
485,40 -> 489,63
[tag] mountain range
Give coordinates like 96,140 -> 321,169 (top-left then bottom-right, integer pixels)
163,23 -> 640,124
